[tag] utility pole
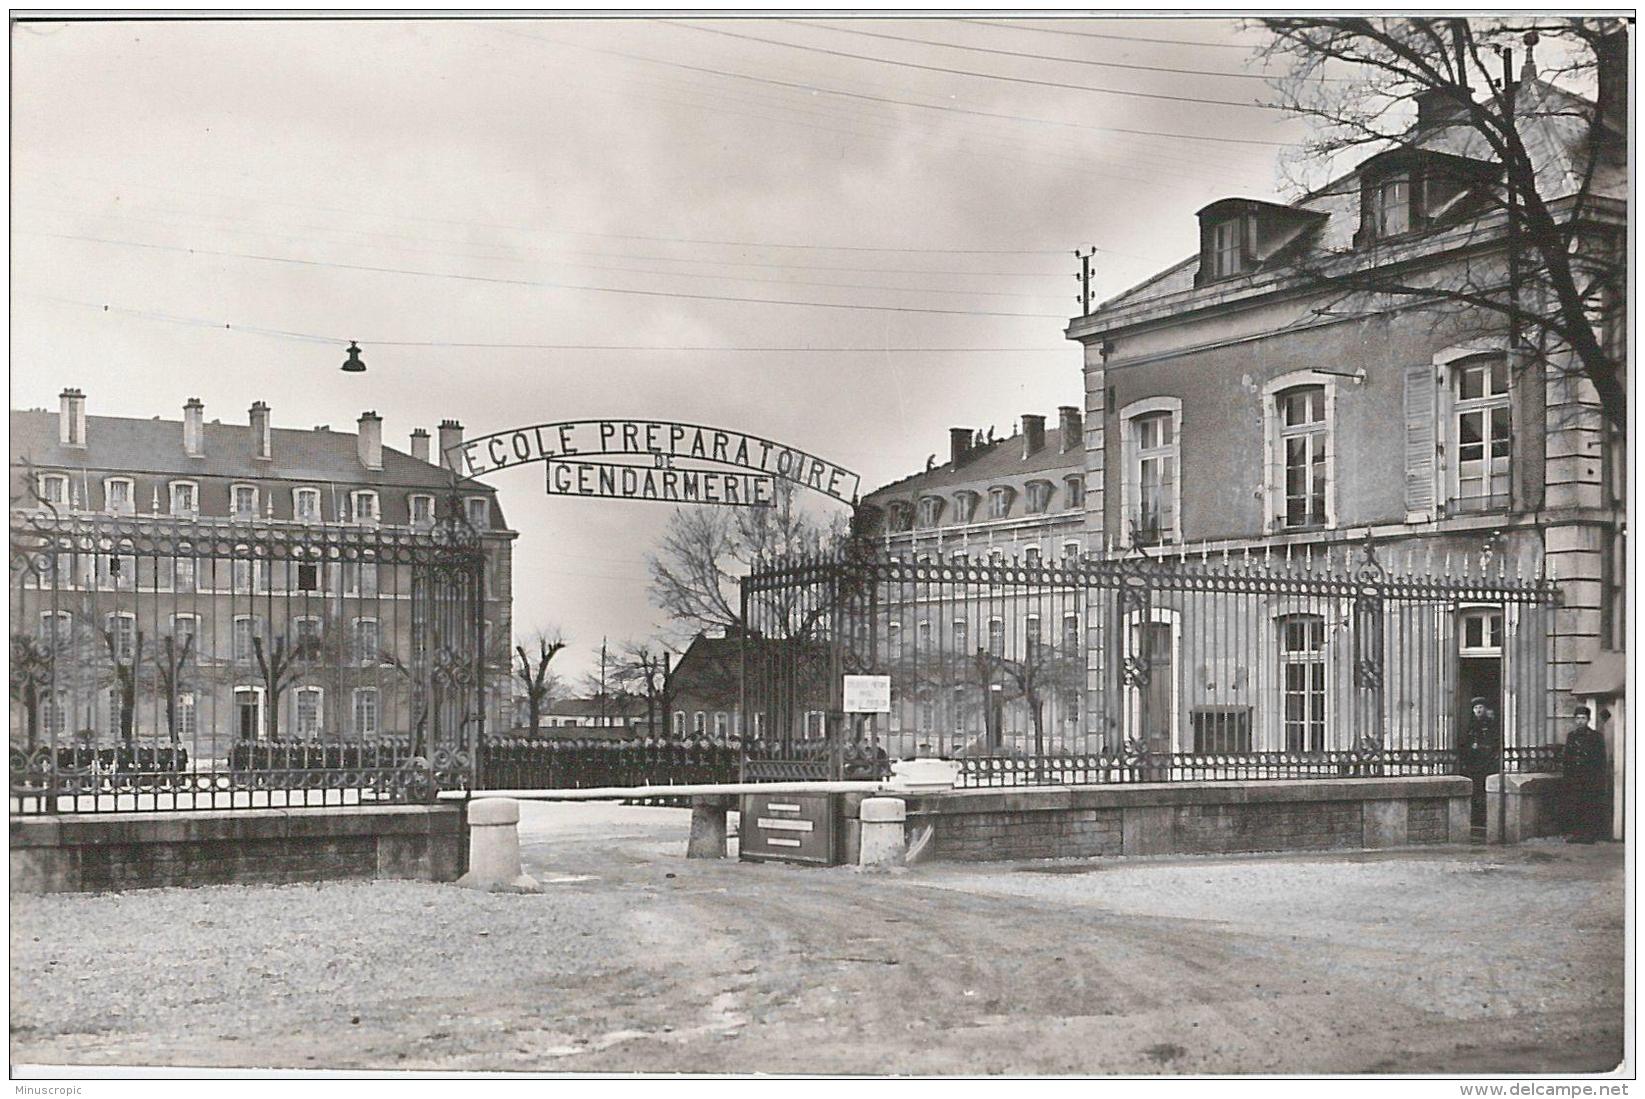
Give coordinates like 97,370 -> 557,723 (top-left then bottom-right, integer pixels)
1074,246 -> 1097,316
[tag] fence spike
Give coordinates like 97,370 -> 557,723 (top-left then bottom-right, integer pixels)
1443,550 -> 1452,576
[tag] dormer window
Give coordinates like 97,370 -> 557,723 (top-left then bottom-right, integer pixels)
954,491 -> 980,523
1025,481 -> 1054,514
1064,475 -> 1086,510
988,486 -> 1015,520
888,502 -> 913,532
103,477 -> 134,515
1208,217 -> 1247,278
1372,175 -> 1412,237
917,496 -> 945,528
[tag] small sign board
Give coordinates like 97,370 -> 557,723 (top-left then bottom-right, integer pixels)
739,793 -> 838,865
843,674 -> 892,713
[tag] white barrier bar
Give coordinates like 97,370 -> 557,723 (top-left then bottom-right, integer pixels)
444,781 -> 892,803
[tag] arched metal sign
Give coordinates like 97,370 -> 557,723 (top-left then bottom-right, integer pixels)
449,420 -> 860,508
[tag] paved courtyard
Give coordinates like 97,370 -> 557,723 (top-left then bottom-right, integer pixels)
10,803 -> 1627,1075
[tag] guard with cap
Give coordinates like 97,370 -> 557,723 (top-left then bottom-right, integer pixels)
1561,704 -> 1609,843
1458,696 -> 1500,828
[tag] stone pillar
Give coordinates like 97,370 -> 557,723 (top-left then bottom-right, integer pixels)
687,795 -> 734,859
858,797 -> 907,868
455,798 -> 541,893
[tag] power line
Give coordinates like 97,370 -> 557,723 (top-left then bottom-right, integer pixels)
657,19 -> 1283,111
777,18 -> 1279,81
22,291 -> 1077,353
965,19 -> 1259,50
498,27 -> 1289,148
21,231 -> 1071,319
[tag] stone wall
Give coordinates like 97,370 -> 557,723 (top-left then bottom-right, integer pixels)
903,777 -> 1473,863
10,804 -> 465,894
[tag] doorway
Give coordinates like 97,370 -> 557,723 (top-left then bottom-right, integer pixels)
1456,608 -> 1505,827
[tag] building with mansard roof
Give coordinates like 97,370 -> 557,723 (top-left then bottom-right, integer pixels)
10,389 -> 515,761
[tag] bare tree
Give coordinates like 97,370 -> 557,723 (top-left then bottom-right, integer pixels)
250,633 -> 320,743
151,631 -> 196,747
611,641 -> 674,736
578,639 -> 637,726
647,483 -> 846,637
1258,16 -> 1627,430
11,634 -> 54,750
99,623 -> 146,747
514,630 -> 566,734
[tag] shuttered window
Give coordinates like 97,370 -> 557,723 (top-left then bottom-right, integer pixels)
1404,363 -> 1438,520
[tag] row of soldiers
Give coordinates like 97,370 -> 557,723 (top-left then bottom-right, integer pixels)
1458,699 -> 1611,842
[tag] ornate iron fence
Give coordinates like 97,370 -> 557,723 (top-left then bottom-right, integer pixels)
9,500 -> 490,813
741,537 -> 1560,788
479,735 -> 742,791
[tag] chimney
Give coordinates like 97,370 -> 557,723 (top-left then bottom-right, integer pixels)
1022,414 -> 1046,459
180,397 -> 205,457
249,401 -> 271,460
1414,84 -> 1472,129
1596,27 -> 1628,137
1058,406 -> 1083,453
438,419 -> 464,475
410,428 -> 431,465
58,388 -> 86,448
357,411 -> 383,471
949,427 -> 975,467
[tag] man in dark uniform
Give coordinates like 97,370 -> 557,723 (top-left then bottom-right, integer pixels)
1459,697 -> 1500,828
1561,705 -> 1610,843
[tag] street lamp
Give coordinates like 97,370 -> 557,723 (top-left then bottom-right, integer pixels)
341,341 -> 366,373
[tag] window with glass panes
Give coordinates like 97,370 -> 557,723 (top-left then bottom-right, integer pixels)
232,484 -> 258,519
104,478 -> 133,513
953,618 -> 968,653
1209,218 -> 1243,277
1026,481 -> 1053,513
918,496 -> 944,527
1374,175 -> 1412,237
1280,615 -> 1327,753
410,494 -> 434,528
38,473 -> 67,506
353,688 -> 378,736
40,611 -> 72,646
170,481 -> 198,516
177,692 -> 197,739
294,487 -> 321,522
988,487 -> 1013,519
233,616 -> 260,662
295,687 -> 323,737
106,613 -> 136,661
352,491 -> 379,524
1133,413 -> 1176,544
988,617 -> 1005,656
466,497 -> 489,529
353,618 -> 379,664
1025,614 -> 1041,658
1453,356 -> 1511,511
1459,608 -> 1503,655
1063,612 -> 1080,652
1065,476 -> 1085,509
1277,385 -> 1328,528
170,614 -> 199,653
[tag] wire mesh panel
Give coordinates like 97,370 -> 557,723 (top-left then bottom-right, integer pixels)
741,538 -> 1560,789
9,500 -> 487,813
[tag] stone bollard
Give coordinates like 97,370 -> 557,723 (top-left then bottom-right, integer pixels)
858,796 -> 908,868
456,797 -> 541,893
687,795 -> 734,859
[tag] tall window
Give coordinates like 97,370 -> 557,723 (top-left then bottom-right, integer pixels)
1023,546 -> 1041,568
173,557 -> 196,593
1064,475 -> 1085,509
1128,409 -> 1178,545
1280,614 -> 1326,753
43,691 -> 69,739
233,616 -> 261,663
295,687 -> 323,737
40,611 -> 73,647
177,692 -> 197,740
232,484 -> 258,520
1063,540 -> 1082,562
1062,612 -> 1081,653
1373,175 -> 1411,237
105,613 -> 137,662
1277,386 -> 1328,529
1025,614 -> 1042,659
170,613 -> 199,654
714,712 -> 729,738
352,618 -> 379,664
293,487 -> 321,522
169,481 -> 198,517
352,688 -> 379,736
672,711 -> 686,737
953,618 -> 969,654
954,492 -> 980,522
988,617 -> 1005,657
466,497 -> 490,530
888,503 -> 912,532
1453,356 -> 1511,512
104,478 -> 134,514
917,496 -> 945,527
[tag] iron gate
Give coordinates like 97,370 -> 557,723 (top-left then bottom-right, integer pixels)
9,495 -> 488,813
741,538 -> 1561,788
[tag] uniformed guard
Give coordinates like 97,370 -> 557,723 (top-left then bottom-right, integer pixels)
1561,705 -> 1609,844
1459,697 -> 1500,827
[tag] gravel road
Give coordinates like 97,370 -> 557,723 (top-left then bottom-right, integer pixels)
10,803 -> 1626,1075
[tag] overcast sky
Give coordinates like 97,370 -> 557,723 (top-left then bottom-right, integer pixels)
11,15 -> 1310,684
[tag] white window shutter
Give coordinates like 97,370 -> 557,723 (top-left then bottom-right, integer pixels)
1404,363 -> 1437,521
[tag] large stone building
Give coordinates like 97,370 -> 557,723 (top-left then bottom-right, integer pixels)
10,389 -> 515,761
1066,45 -> 1626,762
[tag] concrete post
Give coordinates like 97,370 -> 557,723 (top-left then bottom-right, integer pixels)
687,795 -> 734,859
858,796 -> 907,868
455,798 -> 541,893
